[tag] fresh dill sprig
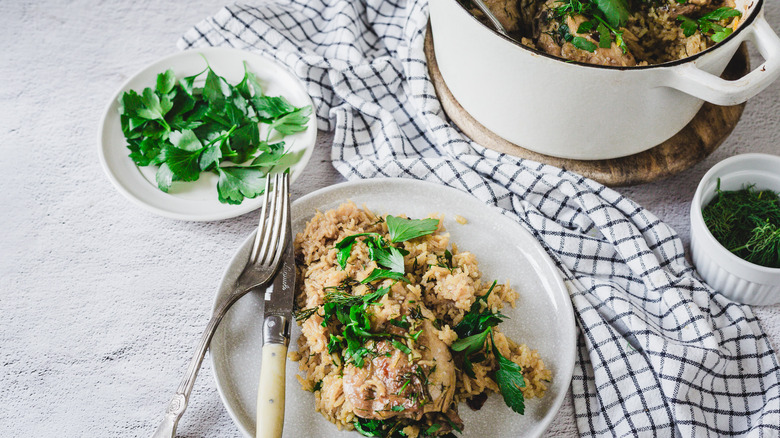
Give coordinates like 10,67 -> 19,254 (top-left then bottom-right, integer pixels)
702,179 -> 780,268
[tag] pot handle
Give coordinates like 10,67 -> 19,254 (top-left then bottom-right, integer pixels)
666,16 -> 780,106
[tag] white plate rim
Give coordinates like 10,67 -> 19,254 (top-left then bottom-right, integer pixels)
210,178 -> 576,437
97,47 -> 317,221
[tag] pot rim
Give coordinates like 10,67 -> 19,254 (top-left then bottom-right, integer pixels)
447,0 -> 763,70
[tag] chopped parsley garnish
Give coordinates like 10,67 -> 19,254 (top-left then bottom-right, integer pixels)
319,286 -> 392,368
389,315 -> 411,330
334,216 -> 439,277
435,249 -> 454,272
334,233 -> 407,274
453,281 -> 505,338
449,280 -> 526,415
118,61 -> 311,204
551,0 -> 628,53
678,7 -> 742,43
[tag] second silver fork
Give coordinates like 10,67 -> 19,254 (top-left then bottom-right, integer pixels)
151,172 -> 291,438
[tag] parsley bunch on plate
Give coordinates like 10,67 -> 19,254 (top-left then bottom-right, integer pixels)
118,61 -> 311,204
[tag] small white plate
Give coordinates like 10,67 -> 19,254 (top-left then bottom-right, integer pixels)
98,47 -> 317,221
210,179 -> 576,437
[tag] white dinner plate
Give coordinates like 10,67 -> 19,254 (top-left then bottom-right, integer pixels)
98,47 -> 317,221
210,178 -> 576,437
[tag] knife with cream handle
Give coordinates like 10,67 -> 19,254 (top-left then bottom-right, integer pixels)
256,183 -> 295,438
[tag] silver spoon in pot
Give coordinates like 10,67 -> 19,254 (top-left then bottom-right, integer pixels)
470,0 -> 510,38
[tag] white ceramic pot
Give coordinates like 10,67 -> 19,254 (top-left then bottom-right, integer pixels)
690,153 -> 780,306
429,0 -> 780,160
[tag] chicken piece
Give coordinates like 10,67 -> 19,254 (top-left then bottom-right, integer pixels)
481,0 -> 522,33
342,321 -> 456,421
560,41 -> 638,67
535,12 -> 637,66
536,33 -> 563,57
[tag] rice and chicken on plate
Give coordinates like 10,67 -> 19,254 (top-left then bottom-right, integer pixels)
466,0 -> 744,66
289,202 -> 551,437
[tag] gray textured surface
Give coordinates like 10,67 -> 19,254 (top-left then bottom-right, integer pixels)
0,1 -> 777,437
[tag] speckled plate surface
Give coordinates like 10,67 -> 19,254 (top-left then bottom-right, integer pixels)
210,178 -> 576,437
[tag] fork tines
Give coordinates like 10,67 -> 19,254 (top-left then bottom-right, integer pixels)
249,172 -> 290,266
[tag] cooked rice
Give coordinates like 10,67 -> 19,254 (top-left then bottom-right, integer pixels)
290,202 -> 552,436
469,0 -> 741,66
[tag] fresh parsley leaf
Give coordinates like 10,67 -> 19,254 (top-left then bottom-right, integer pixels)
250,141 -> 286,166
216,167 -> 265,205
334,233 -> 379,269
203,67 -> 230,104
155,163 -> 174,193
334,233 -> 409,273
367,240 -> 407,273
454,281 -> 505,338
127,137 -> 163,166
577,20 -> 594,34
236,62 -> 263,99
390,405 -> 405,412
711,26 -> 733,43
424,424 -> 442,435
361,268 -> 409,284
253,95 -> 298,120
451,328 -> 491,378
594,0 -> 630,28
227,123 -> 261,163
572,36 -> 598,53
450,329 -> 490,354
268,106 -> 312,139
597,22 -> 612,48
156,69 -> 176,95
678,7 -> 741,42
119,90 -> 144,122
159,143 -> 202,183
678,15 -> 699,37
703,7 -> 742,22
137,88 -> 172,129
199,143 -> 222,171
493,343 -> 526,415
169,129 -> 203,152
386,215 -> 440,243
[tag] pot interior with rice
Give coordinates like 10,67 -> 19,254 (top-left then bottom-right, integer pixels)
461,0 -> 744,66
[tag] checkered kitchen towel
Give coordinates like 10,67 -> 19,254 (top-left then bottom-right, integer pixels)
180,1 -> 780,436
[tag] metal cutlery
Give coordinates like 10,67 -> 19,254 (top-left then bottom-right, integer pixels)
151,172 -> 291,438
471,0 -> 510,38
255,175 -> 296,438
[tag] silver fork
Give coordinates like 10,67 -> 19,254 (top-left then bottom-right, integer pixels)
152,172 -> 291,438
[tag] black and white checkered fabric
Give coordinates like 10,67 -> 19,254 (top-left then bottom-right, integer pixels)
180,1 -> 780,436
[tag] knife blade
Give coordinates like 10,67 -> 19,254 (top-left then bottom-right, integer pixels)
262,224 -> 296,345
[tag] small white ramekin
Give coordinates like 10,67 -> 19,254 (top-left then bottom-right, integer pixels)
690,153 -> 780,306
